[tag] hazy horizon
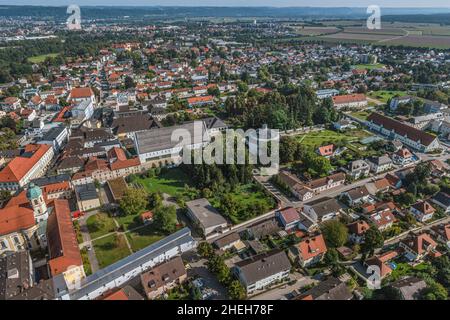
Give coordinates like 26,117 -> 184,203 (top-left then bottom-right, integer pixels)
1,1 -> 450,8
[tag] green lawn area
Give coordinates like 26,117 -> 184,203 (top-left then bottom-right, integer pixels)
27,53 -> 60,63
135,168 -> 191,196
125,223 -> 166,252
296,129 -> 372,148
368,90 -> 408,103
350,110 -> 371,121
209,183 -> 276,225
387,262 -> 433,282
354,63 -> 385,70
92,234 -> 131,269
86,212 -> 116,240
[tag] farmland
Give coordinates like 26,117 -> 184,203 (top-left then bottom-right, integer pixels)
27,53 -> 60,63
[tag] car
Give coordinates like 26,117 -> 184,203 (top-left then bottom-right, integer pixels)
86,246 -> 92,251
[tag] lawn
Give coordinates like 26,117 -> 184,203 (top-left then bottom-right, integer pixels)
350,110 -> 371,121
354,63 -> 385,70
125,223 -> 166,252
296,129 -> 372,148
209,183 -> 276,225
135,168 -> 191,196
368,90 -> 408,103
27,53 -> 60,63
86,212 -> 116,240
92,234 -> 131,269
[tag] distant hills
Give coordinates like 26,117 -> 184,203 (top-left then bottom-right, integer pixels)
1,6 -> 450,23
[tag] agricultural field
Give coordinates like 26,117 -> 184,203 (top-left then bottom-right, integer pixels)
27,53 -> 59,63
293,26 -> 339,36
354,63 -> 386,70
296,129 -> 373,148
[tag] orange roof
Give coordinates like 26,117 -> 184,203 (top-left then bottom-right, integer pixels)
0,206 -> 35,235
297,234 -> 327,261
332,94 -> 366,105
43,181 -> 71,194
103,290 -> 130,300
0,144 -> 51,183
47,199 -> 83,276
317,144 -> 334,156
187,95 -> 214,104
70,87 -> 94,99
108,147 -> 127,162
110,158 -> 140,171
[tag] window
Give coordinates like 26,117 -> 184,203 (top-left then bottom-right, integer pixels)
1,241 -> 7,250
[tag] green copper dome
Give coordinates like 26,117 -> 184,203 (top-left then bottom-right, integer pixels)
26,183 -> 42,200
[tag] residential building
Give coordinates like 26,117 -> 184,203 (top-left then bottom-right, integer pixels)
332,94 -> 367,109
140,256 -> 187,300
234,249 -> 291,294
389,277 -> 427,300
276,207 -> 300,231
410,201 -> 435,223
431,192 -> 450,213
399,233 -> 441,262
366,154 -> 393,174
345,160 -> 370,179
288,234 -> 327,267
303,197 -> 342,223
293,277 -> 352,300
75,183 -> 100,211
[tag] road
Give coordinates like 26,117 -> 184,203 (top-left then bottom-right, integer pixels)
249,273 -> 317,300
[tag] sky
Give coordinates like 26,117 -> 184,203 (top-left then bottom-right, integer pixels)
0,1 -> 449,8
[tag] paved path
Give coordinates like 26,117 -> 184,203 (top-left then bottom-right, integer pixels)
78,210 -> 100,273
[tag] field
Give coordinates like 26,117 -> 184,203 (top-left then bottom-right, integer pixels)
125,224 -> 166,252
92,234 -> 131,269
349,110 -> 371,121
293,26 -> 339,36
135,168 -> 191,196
296,129 -> 372,148
300,23 -> 450,49
86,212 -> 116,240
354,63 -> 385,70
27,53 -> 59,63
368,90 -> 408,103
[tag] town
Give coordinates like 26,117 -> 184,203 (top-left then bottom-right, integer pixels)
0,5 -> 450,302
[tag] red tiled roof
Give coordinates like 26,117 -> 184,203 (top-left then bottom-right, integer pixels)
0,144 -> 51,183
278,207 -> 300,224
348,220 -> 370,235
317,144 -> 334,156
69,87 -> 94,99
367,113 -> 437,147
187,95 -> 214,104
332,94 -> 366,105
297,234 -> 327,261
47,199 -> 83,276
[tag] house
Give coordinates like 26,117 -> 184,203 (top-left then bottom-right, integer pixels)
316,89 -> 339,99
68,87 -> 96,104
140,211 -> 153,224
293,277 -> 352,300
367,113 -> 440,152
399,232 -> 441,262
332,94 -> 367,109
0,251 -> 55,300
106,177 -> 128,203
213,232 -> 245,252
276,171 -> 313,201
348,220 -> 370,244
430,223 -> 450,248
187,95 -> 214,108
100,286 -> 144,300
303,197 -> 342,223
71,100 -> 94,122
333,119 -> 356,131
410,201 -> 435,223
0,97 -> 21,111
369,210 -> 395,231
140,256 -> 187,300
185,198 -> 228,238
234,249 -> 291,294
57,156 -> 84,174
345,160 -> 370,179
37,126 -> 69,152
392,148 -> 415,166
246,217 -> 281,240
288,234 -> 327,267
389,277 -> 427,300
46,199 -> 85,289
341,185 -> 371,206
0,144 -> 54,191
75,183 -> 101,212
297,212 -> 319,233
366,155 -> 393,174
276,207 -> 300,231
364,250 -> 399,280
389,95 -> 414,111
316,144 -> 334,158
431,192 -> 450,213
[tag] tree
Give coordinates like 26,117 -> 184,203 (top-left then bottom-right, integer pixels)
228,280 -> 246,300
124,76 -> 135,89
197,242 -> 214,259
420,281 -> 448,300
148,192 -> 163,210
361,228 -> 384,257
321,220 -> 348,248
153,205 -> 178,233
119,188 -> 148,216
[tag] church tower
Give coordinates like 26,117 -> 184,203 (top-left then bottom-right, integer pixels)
26,183 -> 48,222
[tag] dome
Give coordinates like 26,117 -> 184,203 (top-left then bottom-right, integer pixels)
26,183 -> 42,200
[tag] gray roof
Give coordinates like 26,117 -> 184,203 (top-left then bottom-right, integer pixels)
295,277 -> 353,300
432,192 -> 450,207
213,232 -> 240,249
31,174 -> 71,187
367,154 -> 392,166
0,251 -> 32,300
346,185 -> 370,200
75,183 -> 98,201
135,121 -> 209,155
186,198 -> 227,229
39,126 -> 66,142
391,276 -> 426,300
61,227 -> 195,300
306,197 -> 342,218
202,117 -> 228,130
235,249 -> 291,286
